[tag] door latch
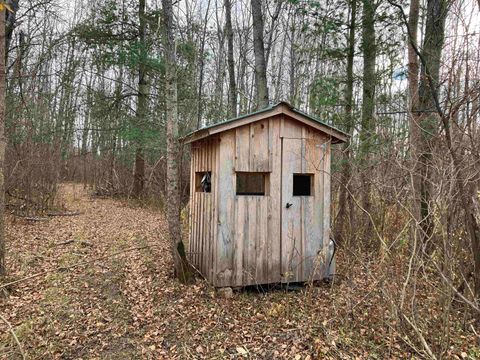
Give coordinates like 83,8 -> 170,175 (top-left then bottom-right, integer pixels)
286,202 -> 293,209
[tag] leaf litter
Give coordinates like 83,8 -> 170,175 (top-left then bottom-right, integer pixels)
0,184 -> 478,359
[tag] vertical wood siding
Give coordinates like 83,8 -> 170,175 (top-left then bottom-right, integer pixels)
188,138 -> 218,282
189,114 -> 333,287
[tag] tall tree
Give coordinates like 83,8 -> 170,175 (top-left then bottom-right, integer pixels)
225,0 -> 237,118
406,0 -> 422,245
414,0 -> 449,250
359,0 -> 376,245
251,0 -> 269,109
335,0 -> 357,246
0,2 -> 7,276
133,0 -> 147,197
197,0 -> 211,127
162,0 -> 194,283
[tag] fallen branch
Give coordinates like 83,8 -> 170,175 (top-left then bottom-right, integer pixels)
0,313 -> 26,360
12,214 -> 49,221
0,244 -> 160,290
25,217 -> 49,222
55,240 -> 93,247
47,211 -> 82,217
56,240 -> 75,246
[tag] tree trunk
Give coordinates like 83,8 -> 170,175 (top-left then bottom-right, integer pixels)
288,15 -> 296,105
251,0 -> 269,109
133,0 -> 147,198
415,0 -> 448,249
162,0 -> 194,284
0,6 -> 6,276
335,0 -> 356,246
5,0 -> 18,63
407,0 -> 422,243
196,0 -> 211,128
359,0 -> 376,246
224,0 -> 237,118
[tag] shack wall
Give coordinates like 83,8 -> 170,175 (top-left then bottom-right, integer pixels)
189,113 -> 333,287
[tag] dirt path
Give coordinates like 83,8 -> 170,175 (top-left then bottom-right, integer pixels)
0,184 -> 474,359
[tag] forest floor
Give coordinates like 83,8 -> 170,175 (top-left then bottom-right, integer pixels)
0,184 -> 478,359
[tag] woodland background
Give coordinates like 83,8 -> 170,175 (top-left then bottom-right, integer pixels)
0,0 -> 479,358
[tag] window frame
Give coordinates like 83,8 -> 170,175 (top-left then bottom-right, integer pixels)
235,171 -> 270,196
195,171 -> 212,193
292,173 -> 314,197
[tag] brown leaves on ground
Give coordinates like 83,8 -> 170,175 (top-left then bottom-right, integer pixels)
0,184 -> 478,359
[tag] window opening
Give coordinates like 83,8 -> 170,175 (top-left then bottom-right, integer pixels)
236,172 -> 269,196
293,174 -> 313,196
195,172 -> 211,193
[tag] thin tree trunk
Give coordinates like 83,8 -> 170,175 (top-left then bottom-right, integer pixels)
359,0 -> 376,246
196,0 -> 211,127
415,0 -> 448,250
335,0 -> 356,246
133,0 -> 147,198
288,15 -> 296,105
225,0 -> 237,118
407,0 -> 422,246
162,0 -> 194,284
251,0 -> 269,109
0,5 -> 7,276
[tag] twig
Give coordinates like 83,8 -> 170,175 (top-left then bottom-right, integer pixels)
402,313 -> 437,360
55,240 -> 93,247
47,211 -> 82,217
0,313 -> 26,360
56,240 -> 75,246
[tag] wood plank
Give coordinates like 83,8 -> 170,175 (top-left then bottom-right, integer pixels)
188,147 -> 196,262
233,196 -> 246,286
211,138 -> 220,283
280,117 -> 303,139
281,137 -> 302,283
246,197 -> 257,284
235,125 -> 250,171
250,119 -> 270,171
215,130 -> 236,286
207,106 -> 283,136
269,116 -> 282,283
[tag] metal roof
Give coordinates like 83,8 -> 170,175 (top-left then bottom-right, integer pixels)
182,101 -> 349,144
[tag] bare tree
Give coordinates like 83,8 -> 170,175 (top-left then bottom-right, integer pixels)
335,0 -> 357,246
225,0 -> 237,118
162,0 -> 193,283
0,2 -> 7,276
133,0 -> 147,198
359,0 -> 376,245
251,0 -> 269,109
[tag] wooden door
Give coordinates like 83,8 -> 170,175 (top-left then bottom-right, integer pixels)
280,137 -> 326,283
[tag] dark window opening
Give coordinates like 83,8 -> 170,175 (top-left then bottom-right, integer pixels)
236,172 -> 269,196
293,174 -> 313,196
195,172 -> 212,193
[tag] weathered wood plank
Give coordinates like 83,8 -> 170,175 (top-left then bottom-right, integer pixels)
281,137 -> 302,283
235,126 -> 250,171
233,196 -> 246,286
280,117 -> 303,139
250,119 -> 270,172
216,130 -> 236,286
211,138 -> 220,283
269,116 -> 282,283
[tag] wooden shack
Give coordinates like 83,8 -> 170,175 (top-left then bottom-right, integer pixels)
184,102 -> 348,288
